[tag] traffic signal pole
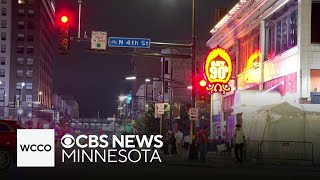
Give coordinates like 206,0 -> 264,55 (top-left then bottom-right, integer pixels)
189,0 -> 196,160
78,0 -> 82,39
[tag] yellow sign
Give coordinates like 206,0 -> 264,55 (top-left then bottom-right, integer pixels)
202,46 -> 233,95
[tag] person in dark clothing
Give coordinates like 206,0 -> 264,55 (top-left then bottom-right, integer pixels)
234,124 -> 245,163
197,127 -> 209,163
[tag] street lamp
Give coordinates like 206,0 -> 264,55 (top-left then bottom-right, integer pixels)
31,91 -> 43,129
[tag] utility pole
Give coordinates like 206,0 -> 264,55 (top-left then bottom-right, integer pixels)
189,0 -> 197,159
160,57 -> 166,135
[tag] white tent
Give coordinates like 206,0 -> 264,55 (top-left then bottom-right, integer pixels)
242,102 -> 320,164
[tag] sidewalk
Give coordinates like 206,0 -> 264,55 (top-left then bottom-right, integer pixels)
160,151 -> 319,170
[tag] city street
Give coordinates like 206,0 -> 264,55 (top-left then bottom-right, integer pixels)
1,150 -> 320,179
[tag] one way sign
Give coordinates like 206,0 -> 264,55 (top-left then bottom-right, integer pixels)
189,108 -> 198,120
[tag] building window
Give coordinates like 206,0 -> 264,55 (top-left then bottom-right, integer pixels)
16,82 -> 23,90
0,57 -> 5,65
27,22 -> 34,29
17,57 -> 24,65
0,94 -> 4,102
26,95 -> 32,102
17,46 -> 24,53
1,20 -> 6,28
17,70 -> 23,78
18,0 -> 25,4
17,33 -> 25,41
1,32 -> 5,40
26,58 -> 33,65
312,2 -> 320,43
266,8 -> 298,59
2,0 -> 7,4
17,21 -> 25,29
27,46 -> 34,54
0,69 -> 4,77
0,81 -> 4,90
27,9 -> 34,16
1,45 -> 5,53
26,83 -> 32,90
18,9 -> 25,16
1,7 -> 6,16
26,70 -> 32,78
27,35 -> 33,42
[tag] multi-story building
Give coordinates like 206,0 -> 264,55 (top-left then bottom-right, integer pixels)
8,0 -> 55,120
0,0 -> 12,118
207,0 -> 320,138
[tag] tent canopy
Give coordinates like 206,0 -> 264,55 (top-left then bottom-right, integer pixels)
233,90 -> 282,114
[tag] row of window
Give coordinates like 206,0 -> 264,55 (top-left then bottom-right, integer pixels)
16,82 -> 32,90
1,21 -> 35,29
17,70 -> 33,78
18,33 -> 34,42
17,46 -> 34,54
15,94 -> 33,102
18,0 -> 35,5
0,45 -> 35,54
17,57 -> 34,65
17,21 -> 35,29
18,9 -> 35,16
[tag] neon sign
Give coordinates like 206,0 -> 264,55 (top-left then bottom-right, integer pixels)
201,46 -> 233,95
246,50 -> 260,71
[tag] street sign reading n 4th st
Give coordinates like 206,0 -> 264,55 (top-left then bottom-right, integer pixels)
91,31 -> 107,50
108,37 -> 150,48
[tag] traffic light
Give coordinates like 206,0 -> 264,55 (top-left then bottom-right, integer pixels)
58,15 -> 70,54
198,79 -> 208,101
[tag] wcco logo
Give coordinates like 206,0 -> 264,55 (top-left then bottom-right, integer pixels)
17,129 -> 55,167
20,144 -> 52,152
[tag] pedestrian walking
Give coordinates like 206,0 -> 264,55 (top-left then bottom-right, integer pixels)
234,124 -> 245,163
175,129 -> 183,158
197,126 -> 209,163
183,133 -> 190,154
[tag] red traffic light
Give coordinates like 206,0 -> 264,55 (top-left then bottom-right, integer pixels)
61,16 -> 69,24
199,80 -> 207,87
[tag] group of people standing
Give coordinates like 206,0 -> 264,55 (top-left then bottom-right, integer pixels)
166,124 -> 246,164
167,127 -> 210,163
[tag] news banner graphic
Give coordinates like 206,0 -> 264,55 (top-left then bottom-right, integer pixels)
60,134 -> 163,163
16,129 -> 163,167
199,46 -> 233,95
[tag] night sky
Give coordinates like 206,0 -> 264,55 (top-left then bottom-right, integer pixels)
53,0 -> 235,118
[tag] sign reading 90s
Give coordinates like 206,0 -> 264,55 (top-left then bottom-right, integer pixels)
202,46 -> 233,95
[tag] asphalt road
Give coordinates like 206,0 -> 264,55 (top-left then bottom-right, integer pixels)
1,147 -> 320,180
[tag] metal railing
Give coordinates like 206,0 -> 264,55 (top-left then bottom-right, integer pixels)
259,141 -> 314,164
244,140 -> 260,160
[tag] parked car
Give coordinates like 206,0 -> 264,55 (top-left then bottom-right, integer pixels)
0,120 -> 22,170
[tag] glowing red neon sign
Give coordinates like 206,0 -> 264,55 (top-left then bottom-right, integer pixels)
201,46 -> 233,95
